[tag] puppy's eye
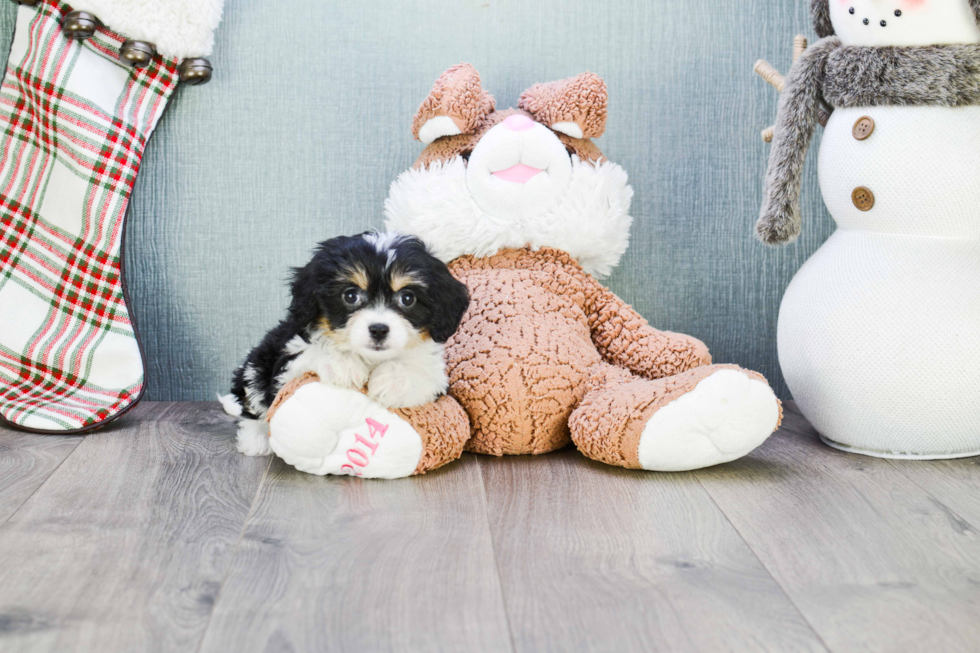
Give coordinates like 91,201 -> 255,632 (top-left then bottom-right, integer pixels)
398,290 -> 416,308
343,288 -> 363,306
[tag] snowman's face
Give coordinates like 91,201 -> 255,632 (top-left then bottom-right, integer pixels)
830,0 -> 980,45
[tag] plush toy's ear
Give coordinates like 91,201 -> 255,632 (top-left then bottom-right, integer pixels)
518,72 -> 608,140
412,63 -> 496,145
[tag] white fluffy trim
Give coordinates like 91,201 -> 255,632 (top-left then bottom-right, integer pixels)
383,157 -> 634,278
68,0 -> 225,59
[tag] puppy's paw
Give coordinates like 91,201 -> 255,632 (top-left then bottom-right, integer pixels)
269,383 -> 423,479
236,418 -> 272,456
367,356 -> 447,409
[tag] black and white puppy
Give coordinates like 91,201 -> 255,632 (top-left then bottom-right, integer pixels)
221,232 -> 469,456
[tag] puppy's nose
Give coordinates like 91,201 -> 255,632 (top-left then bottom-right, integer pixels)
368,323 -> 390,341
502,114 -> 535,131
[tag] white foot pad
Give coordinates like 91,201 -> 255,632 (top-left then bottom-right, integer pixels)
638,370 -> 780,472
268,383 -> 423,479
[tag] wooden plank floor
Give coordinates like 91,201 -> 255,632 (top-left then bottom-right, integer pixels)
1,402 -> 978,653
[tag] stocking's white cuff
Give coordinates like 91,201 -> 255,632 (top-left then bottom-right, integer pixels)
67,0 -> 225,59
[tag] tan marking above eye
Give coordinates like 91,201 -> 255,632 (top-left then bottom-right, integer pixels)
390,272 -> 424,292
343,266 -> 369,290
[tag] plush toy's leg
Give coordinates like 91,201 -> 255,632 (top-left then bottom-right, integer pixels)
569,364 -> 782,472
266,374 -> 469,479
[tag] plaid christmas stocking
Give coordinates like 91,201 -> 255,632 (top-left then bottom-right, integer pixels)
0,0 -> 222,433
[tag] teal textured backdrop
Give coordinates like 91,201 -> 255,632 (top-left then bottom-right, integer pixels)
0,0 -> 833,401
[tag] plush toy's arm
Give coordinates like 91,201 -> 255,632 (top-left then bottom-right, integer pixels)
757,36 -> 840,245
268,373 -> 470,477
584,277 -> 711,380
390,396 -> 471,475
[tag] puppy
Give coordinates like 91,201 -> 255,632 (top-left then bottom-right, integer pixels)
221,232 -> 470,456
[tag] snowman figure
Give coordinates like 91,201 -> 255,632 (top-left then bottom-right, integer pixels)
759,0 -> 980,458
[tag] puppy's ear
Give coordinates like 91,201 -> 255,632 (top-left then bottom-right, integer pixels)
287,237 -> 347,326
428,267 -> 470,344
286,260 -> 320,327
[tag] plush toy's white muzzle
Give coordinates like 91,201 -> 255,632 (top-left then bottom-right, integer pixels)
465,116 -> 573,221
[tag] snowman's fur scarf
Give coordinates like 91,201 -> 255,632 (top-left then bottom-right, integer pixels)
811,0 -> 980,38
758,36 -> 841,245
384,156 -> 634,278
811,0 -> 836,39
758,36 -> 980,244
823,42 -> 980,107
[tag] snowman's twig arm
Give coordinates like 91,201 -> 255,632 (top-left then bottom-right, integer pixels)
757,36 -> 841,245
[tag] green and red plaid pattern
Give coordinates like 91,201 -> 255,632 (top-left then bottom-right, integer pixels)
0,0 -> 179,432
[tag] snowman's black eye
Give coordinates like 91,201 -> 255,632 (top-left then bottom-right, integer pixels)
895,9 -> 902,17
849,7 -> 856,14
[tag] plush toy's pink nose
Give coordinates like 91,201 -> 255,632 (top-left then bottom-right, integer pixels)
501,114 -> 535,131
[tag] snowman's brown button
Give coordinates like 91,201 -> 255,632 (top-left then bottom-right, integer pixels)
852,186 -> 875,211
853,116 -> 875,140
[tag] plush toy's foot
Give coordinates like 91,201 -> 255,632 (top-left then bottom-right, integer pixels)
265,374 -> 471,479
637,368 -> 782,471
569,364 -> 781,472
268,381 -> 423,479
